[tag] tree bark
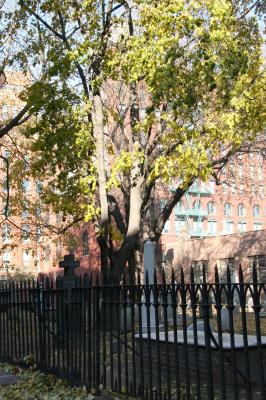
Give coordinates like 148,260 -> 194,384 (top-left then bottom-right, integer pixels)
92,93 -> 109,272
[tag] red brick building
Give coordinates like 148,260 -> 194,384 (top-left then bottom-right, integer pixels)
1,71 -> 266,280
160,154 -> 266,281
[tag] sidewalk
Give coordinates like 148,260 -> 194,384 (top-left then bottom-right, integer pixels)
0,369 -> 20,386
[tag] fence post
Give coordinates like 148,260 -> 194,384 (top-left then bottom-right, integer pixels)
37,280 -> 45,369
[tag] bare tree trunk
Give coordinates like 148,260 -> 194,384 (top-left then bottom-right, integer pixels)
114,163 -> 144,276
92,93 -> 109,273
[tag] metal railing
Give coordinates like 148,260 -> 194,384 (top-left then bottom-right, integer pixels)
0,266 -> 266,400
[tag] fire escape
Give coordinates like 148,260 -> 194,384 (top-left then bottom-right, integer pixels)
175,179 -> 210,237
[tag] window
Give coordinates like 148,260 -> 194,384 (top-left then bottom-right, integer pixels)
239,166 -> 243,178
35,206 -> 42,218
2,250 -> 11,272
192,260 -> 208,283
253,205 -> 260,217
36,181 -> 43,194
239,182 -> 244,195
36,226 -> 42,242
231,184 -> 237,195
24,154 -> 30,170
224,203 -> 232,216
248,255 -> 266,280
44,211 -> 50,224
82,231 -> 89,255
208,220 -> 217,235
225,221 -> 234,234
193,220 -> 202,233
21,201 -> 29,219
222,183 -> 227,194
251,185 -> 256,196
238,222 -> 247,233
218,258 -> 235,282
162,220 -> 170,234
250,165 -> 255,178
22,224 -> 31,243
56,239 -> 62,259
36,251 -> 41,272
56,212 -> 62,224
22,249 -> 31,267
207,201 -> 215,215
2,177 -> 7,192
2,104 -> 8,119
3,149 -> 10,159
12,106 -> 18,117
175,201 -> 184,215
193,200 -> 201,211
238,154 -> 243,163
44,245 -> 50,261
238,204 -> 245,217
2,223 -> 11,243
254,222 -> 262,230
209,180 -> 215,193
22,180 -> 30,193
175,219 -> 186,234
258,167 -> 263,181
259,185 -> 264,197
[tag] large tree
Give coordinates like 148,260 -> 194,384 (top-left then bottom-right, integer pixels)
1,0 -> 265,276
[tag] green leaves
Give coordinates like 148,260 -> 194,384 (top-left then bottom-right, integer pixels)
1,0 -> 265,260
0,363 -> 89,400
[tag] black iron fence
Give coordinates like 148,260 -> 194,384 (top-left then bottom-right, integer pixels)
0,266 -> 266,400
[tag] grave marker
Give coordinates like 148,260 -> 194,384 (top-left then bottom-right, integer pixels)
142,240 -> 156,332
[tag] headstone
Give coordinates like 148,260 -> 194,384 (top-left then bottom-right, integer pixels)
221,307 -> 230,332
142,241 -> 156,332
59,254 -> 80,289
57,254 -> 81,339
247,297 -> 253,313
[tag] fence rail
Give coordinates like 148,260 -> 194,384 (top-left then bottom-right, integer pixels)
0,265 -> 266,400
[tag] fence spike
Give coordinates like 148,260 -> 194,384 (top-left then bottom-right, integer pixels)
180,266 -> 185,284
154,268 -> 157,285
190,266 -> 194,284
162,268 -> 166,285
227,263 -> 231,283
145,384 -> 148,399
214,265 -> 219,283
96,272 -> 99,286
145,270 -> 149,285
252,263 -> 258,283
202,263 -> 207,284
137,269 -> 141,285
83,273 -> 89,287
122,270 -> 127,286
171,268 -> 175,285
239,264 -> 244,283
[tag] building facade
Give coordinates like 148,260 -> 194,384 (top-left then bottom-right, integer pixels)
0,71 -> 66,277
160,154 -> 266,280
1,70 -> 266,280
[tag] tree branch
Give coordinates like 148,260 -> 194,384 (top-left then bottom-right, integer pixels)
0,105 -> 30,138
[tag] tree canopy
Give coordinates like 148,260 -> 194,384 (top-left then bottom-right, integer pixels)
0,0 -> 265,274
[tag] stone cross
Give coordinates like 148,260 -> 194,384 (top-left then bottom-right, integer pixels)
59,254 -> 80,279
59,254 -> 80,291
57,254 -> 81,337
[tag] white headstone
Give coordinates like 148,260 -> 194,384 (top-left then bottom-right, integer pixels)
221,307 -> 230,332
142,240 -> 156,332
